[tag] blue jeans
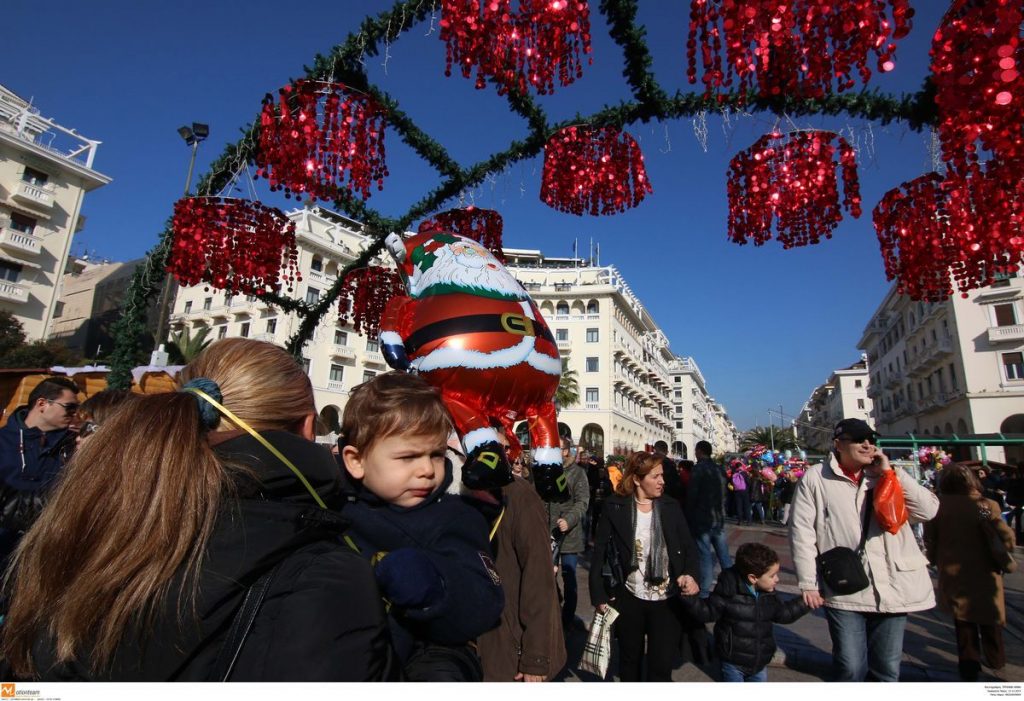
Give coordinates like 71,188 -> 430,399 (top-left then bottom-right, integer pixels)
695,527 -> 733,598
721,661 -> 767,682
825,608 -> 907,681
560,553 -> 579,627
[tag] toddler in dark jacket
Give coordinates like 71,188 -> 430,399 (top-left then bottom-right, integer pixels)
682,542 -> 809,682
339,372 -> 504,681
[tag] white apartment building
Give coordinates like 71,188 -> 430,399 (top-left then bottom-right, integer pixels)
857,270 -> 1024,465
797,359 -> 873,453
710,401 -> 741,455
168,207 -> 734,454
0,85 -> 111,341
668,356 -> 715,458
503,250 -> 676,457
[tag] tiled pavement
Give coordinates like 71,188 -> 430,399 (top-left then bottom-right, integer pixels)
555,520 -> 1024,683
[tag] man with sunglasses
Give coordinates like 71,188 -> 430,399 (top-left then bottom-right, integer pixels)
789,418 -> 938,682
0,377 -> 79,561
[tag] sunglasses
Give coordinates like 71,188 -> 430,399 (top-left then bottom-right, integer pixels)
48,399 -> 80,413
839,435 -> 877,445
79,421 -> 100,437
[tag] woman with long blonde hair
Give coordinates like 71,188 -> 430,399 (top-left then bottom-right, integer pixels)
588,451 -> 700,681
1,338 -> 390,681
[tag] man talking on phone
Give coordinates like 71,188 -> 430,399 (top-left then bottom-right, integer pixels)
789,419 -> 938,682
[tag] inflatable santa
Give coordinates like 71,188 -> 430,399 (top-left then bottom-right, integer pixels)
380,231 -> 568,502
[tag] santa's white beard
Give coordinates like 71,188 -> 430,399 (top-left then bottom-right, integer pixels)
411,245 -> 524,299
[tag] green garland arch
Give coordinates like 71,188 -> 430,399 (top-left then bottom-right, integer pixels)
108,0 -> 939,389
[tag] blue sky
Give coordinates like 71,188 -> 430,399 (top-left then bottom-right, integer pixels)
6,1 -> 953,430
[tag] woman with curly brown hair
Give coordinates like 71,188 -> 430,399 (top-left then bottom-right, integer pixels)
1,338 -> 391,681
588,451 -> 700,681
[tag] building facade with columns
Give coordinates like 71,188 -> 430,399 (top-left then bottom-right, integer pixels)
0,85 -> 110,340
857,271 -> 1024,465
168,208 -> 734,455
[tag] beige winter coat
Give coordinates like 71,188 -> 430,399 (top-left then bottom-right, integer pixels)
789,455 -> 939,613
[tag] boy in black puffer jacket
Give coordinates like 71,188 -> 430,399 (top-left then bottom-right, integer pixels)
681,543 -> 809,681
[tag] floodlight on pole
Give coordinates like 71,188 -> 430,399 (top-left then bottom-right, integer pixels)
151,122 -> 211,366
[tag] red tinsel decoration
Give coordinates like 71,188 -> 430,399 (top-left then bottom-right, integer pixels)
540,126 -> 652,216
931,0 -> 1024,176
168,197 -> 300,295
337,266 -> 404,337
873,163 -> 1024,301
727,130 -> 861,248
418,207 -> 505,261
255,80 -> 388,202
687,0 -> 913,101
440,0 -> 592,95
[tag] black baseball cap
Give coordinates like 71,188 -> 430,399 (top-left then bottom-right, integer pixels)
833,418 -> 878,442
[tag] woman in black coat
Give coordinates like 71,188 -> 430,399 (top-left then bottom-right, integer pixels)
589,451 -> 700,681
2,339 -> 392,681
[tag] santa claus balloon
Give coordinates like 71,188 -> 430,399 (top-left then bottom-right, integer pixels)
380,230 -> 568,502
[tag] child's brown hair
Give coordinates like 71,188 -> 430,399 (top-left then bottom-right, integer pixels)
734,542 -> 780,579
340,372 -> 454,454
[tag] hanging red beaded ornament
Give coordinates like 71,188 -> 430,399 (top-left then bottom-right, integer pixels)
419,207 -> 505,261
168,197 -> 300,295
337,266 -> 404,337
686,0 -> 913,101
873,164 -> 1024,301
440,0 -> 592,95
255,80 -> 388,203
944,160 -> 1024,294
930,0 -> 1024,176
540,126 -> 652,216
873,172 -> 959,301
727,130 -> 861,248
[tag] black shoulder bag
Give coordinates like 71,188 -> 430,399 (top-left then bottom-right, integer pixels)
210,563 -> 282,681
815,489 -> 874,596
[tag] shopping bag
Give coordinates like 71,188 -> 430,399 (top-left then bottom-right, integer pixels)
578,606 -> 619,679
874,470 -> 908,534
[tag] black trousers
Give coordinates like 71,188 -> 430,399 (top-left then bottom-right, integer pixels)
954,619 -> 1005,681
614,591 -> 682,682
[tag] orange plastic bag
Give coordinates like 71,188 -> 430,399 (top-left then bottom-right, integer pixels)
608,465 -> 623,492
874,470 -> 909,534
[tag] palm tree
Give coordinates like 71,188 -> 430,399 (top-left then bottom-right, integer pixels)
555,356 -> 580,410
168,326 -> 212,364
739,425 -> 799,452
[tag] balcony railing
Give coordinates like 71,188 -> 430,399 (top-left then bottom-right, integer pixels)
326,380 -> 346,393
364,351 -> 385,365
12,181 -> 56,210
585,402 -> 600,410
0,281 -> 28,303
884,370 -> 904,389
988,324 -> 1024,343
0,228 -> 41,256
331,344 -> 356,359
251,332 -> 276,343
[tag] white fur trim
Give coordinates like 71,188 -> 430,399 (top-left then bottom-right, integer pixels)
526,350 -> 562,376
463,427 -> 498,452
520,300 -> 536,319
413,334 -> 535,372
380,331 -> 403,346
533,447 -> 562,465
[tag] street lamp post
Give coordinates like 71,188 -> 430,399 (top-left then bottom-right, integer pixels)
150,123 -> 209,366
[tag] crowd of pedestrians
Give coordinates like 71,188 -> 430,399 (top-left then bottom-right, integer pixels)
0,339 -> 1020,683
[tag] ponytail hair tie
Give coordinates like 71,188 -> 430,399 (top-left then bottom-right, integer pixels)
181,377 -> 223,430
